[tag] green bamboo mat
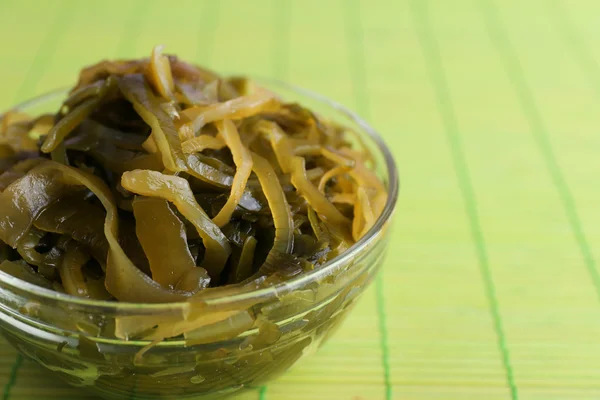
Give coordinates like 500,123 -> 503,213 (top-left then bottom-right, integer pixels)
2,0 -> 600,398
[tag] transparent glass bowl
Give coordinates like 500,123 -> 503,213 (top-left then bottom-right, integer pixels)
0,80 -> 399,400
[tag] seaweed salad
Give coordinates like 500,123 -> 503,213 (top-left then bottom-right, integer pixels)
0,46 -> 387,305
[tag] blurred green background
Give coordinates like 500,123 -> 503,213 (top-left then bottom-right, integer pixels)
2,0 -> 600,399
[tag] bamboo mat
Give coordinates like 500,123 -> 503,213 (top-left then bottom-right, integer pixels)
1,0 -> 600,398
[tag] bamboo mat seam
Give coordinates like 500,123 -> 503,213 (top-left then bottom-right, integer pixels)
409,1 -> 518,398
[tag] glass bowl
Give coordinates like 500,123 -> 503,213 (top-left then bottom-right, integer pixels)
0,79 -> 399,400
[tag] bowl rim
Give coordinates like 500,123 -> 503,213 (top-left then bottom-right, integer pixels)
0,78 -> 399,312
